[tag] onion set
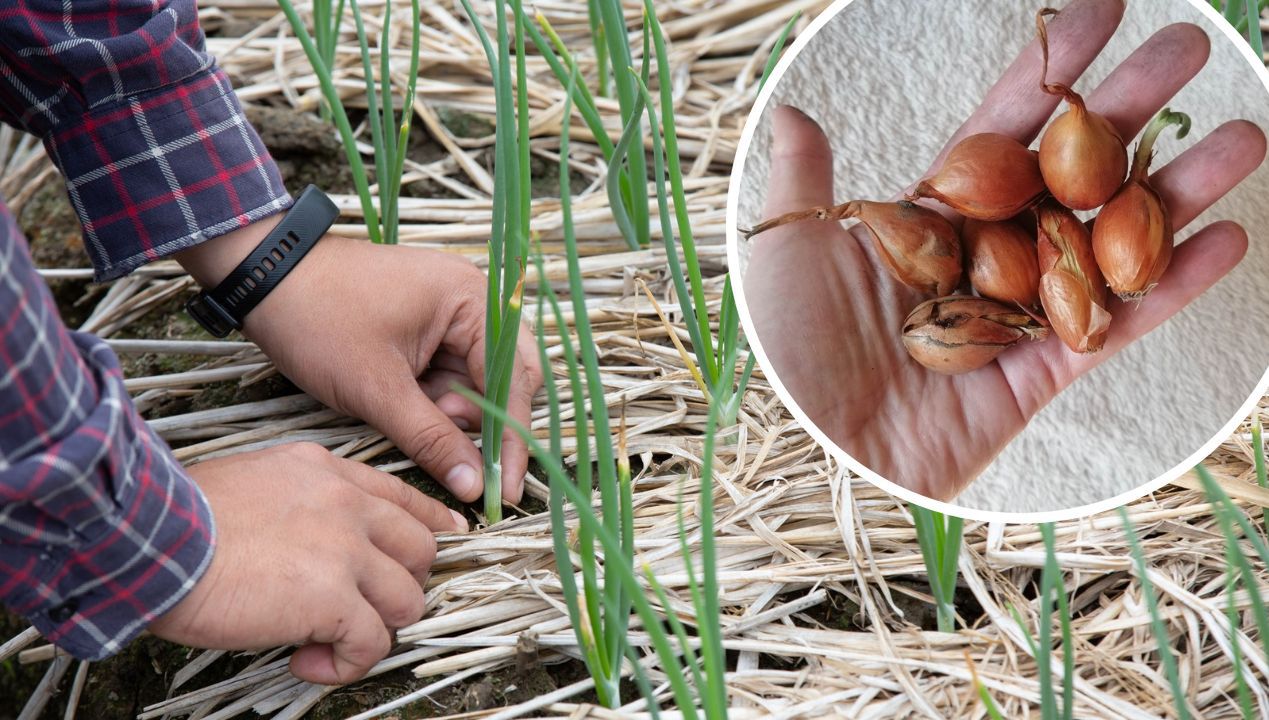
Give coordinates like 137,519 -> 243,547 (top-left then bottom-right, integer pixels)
1036,200 -> 1111,353
1034,8 -> 1128,211
1092,109 -> 1191,300
963,218 -> 1042,311
908,133 -> 1047,220
743,200 -> 962,296
903,296 -> 1049,374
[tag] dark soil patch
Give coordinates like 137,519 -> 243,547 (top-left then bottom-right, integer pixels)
243,104 -> 355,197
18,178 -> 94,328
308,655 -> 602,719
0,609 -> 258,720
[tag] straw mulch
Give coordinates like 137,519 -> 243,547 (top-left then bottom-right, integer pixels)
3,1 -> 1268,718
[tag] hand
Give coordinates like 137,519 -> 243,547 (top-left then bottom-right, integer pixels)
149,443 -> 466,684
744,0 -> 1265,500
176,229 -> 542,509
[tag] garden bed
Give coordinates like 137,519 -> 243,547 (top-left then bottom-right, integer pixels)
3,1 -> 1267,718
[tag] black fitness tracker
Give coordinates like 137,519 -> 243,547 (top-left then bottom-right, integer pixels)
185,185 -> 339,338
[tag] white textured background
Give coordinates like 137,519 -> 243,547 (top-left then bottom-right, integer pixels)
735,0 -> 1269,513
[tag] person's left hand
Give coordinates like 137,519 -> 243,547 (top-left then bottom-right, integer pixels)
177,231 -> 541,508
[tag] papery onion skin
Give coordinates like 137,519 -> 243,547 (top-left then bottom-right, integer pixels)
902,296 -> 1049,374
909,133 -> 1047,221
854,201 -> 962,296
1036,202 -> 1112,353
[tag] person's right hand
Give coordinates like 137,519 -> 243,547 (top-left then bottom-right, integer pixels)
148,443 -> 466,684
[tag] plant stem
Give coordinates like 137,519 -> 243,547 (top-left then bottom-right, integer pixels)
1118,507 -> 1191,720
911,505 -> 961,633
277,0 -> 381,243
1131,108 -> 1192,179
1254,418 -> 1267,535
759,11 -> 802,91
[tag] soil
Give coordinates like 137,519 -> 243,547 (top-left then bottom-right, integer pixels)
243,104 -> 356,197
306,656 -> 601,720
19,179 -> 94,329
799,580 -> 987,634
1,600 -> 611,720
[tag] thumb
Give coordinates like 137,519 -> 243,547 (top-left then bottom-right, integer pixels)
762,105 -> 837,218
373,379 -> 486,503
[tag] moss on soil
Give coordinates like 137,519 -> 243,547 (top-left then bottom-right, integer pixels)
434,107 -> 495,140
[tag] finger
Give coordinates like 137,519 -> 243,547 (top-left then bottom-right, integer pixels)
500,326 -> 543,506
432,389 -> 482,432
334,455 -> 467,532
761,105 -> 837,219
1084,23 -> 1210,141
935,0 -> 1125,163
1149,120 -> 1268,231
421,368 -> 477,400
1057,221 -> 1248,382
428,350 -> 471,376
363,385 -> 487,504
288,598 -> 390,685
421,367 -> 482,431
357,549 -> 427,628
340,352 -> 486,506
362,498 -> 441,577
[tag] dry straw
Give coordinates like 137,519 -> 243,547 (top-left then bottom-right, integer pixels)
3,0 -> 1267,718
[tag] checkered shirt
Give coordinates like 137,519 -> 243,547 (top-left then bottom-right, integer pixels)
1,0 -> 293,659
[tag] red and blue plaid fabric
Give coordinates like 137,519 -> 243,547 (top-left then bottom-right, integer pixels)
0,0 -> 292,281
0,209 -> 215,660
0,0 -> 294,659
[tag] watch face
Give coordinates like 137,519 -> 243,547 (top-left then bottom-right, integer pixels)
185,293 -> 238,338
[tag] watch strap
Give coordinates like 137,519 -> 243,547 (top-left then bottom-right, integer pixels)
186,185 -> 338,337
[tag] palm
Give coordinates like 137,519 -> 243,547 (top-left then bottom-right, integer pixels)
744,0 -> 1264,500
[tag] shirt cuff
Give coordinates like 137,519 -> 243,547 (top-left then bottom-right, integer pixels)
43,66 -> 292,282
4,334 -> 216,661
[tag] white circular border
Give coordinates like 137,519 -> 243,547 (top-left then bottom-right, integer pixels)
725,0 -> 1269,524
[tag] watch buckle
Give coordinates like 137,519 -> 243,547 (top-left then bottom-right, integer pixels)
185,293 -> 241,338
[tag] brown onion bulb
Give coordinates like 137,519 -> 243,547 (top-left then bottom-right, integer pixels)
963,218 -> 1042,311
1036,201 -> 1112,353
743,200 -> 961,296
908,133 -> 1047,221
903,296 -> 1049,374
1035,8 -> 1127,210
1092,109 -> 1191,300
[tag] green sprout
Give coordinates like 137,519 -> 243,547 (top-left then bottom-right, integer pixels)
278,0 -> 419,245
909,504 -> 963,633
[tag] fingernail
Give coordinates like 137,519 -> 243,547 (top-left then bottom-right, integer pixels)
449,509 -> 469,532
453,418 -> 470,431
446,463 -> 481,498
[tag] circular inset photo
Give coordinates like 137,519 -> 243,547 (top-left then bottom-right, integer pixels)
728,0 -> 1269,517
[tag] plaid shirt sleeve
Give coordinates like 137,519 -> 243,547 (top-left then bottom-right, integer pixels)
0,208 -> 215,661
0,0 -> 292,282
0,0 -> 296,659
